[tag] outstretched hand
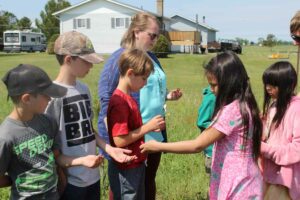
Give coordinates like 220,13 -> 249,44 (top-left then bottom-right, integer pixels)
108,147 -> 137,163
147,115 -> 165,132
81,155 -> 104,168
167,88 -> 182,100
140,140 -> 160,154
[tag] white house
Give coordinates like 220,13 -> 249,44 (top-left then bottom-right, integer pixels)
170,15 -> 218,47
53,0 -> 171,53
53,0 -> 217,53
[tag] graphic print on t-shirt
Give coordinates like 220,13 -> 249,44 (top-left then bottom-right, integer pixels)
13,132 -> 56,195
63,94 -> 95,147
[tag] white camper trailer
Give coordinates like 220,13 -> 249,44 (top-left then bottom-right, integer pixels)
3,30 -> 46,53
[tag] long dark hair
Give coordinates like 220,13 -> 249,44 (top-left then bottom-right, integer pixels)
262,61 -> 297,128
205,51 -> 262,161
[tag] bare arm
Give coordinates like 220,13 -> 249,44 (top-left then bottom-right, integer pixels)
94,133 -> 137,163
113,115 -> 165,148
0,175 -> 12,188
140,127 -> 224,154
54,149 -> 103,168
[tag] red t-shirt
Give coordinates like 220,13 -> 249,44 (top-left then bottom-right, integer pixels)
107,89 -> 146,169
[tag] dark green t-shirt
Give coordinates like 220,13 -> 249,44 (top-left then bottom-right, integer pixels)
0,114 -> 60,200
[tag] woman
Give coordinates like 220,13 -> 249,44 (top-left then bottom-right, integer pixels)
97,12 -> 182,200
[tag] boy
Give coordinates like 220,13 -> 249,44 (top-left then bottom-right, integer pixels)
197,86 -> 216,174
107,49 -> 165,200
47,31 -> 135,200
0,64 -> 102,199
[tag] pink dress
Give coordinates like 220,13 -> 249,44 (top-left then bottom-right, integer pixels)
210,100 -> 263,200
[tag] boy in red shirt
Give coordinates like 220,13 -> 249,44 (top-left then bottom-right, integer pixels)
107,49 -> 165,199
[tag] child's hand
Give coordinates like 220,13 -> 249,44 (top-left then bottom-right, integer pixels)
81,155 -> 104,168
107,146 -> 137,163
167,88 -> 182,100
140,140 -> 160,153
146,115 -> 165,132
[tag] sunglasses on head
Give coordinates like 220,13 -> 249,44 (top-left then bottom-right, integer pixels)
291,34 -> 300,43
147,32 -> 159,40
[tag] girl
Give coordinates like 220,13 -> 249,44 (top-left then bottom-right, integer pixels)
261,61 -> 300,200
141,51 -> 263,200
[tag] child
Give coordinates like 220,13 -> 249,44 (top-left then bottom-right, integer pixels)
107,49 -> 165,200
0,64 -> 103,199
141,51 -> 263,199
46,31 -> 136,200
260,61 -> 300,200
197,85 -> 216,174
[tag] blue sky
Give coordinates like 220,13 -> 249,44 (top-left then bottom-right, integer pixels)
0,0 -> 299,42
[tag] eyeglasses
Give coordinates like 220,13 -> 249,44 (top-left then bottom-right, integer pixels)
147,32 -> 159,41
291,34 -> 300,43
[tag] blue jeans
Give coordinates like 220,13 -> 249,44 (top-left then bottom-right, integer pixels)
61,180 -> 100,200
108,161 -> 145,200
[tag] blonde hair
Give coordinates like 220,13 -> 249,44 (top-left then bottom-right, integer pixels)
121,12 -> 159,49
118,49 -> 154,77
290,10 -> 300,33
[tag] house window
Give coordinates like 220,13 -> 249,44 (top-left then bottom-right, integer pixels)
111,17 -> 130,29
22,36 -> 26,42
31,38 -> 36,42
73,18 -> 91,29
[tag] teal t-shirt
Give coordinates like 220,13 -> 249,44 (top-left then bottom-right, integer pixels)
140,60 -> 166,142
197,86 -> 216,157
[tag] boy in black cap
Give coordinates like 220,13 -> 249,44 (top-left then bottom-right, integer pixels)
47,31 -> 136,200
0,64 -> 104,199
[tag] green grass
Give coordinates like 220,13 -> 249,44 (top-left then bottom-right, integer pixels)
0,45 -> 298,199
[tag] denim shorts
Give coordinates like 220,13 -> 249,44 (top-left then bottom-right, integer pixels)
108,160 -> 145,200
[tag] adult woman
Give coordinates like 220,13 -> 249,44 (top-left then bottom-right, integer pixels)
97,12 -> 182,199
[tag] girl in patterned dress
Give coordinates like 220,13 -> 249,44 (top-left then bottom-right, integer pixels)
141,51 -> 263,200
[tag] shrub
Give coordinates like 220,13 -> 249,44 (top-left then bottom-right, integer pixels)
47,34 -> 59,54
152,34 -> 170,58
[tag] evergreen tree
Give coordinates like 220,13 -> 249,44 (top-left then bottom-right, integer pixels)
18,17 -> 32,30
35,0 -> 70,42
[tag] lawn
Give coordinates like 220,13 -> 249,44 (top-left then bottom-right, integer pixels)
0,45 -> 298,199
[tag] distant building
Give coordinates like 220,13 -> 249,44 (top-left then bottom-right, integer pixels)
53,0 -> 217,53
170,15 -> 218,47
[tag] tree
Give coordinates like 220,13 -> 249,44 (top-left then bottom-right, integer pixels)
35,0 -> 71,42
18,17 -> 32,30
264,34 -> 277,48
0,11 -> 18,44
235,37 -> 249,46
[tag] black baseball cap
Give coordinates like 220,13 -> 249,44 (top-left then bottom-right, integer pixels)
2,64 -> 67,98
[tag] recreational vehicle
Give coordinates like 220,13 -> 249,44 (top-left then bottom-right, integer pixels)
3,30 -> 46,53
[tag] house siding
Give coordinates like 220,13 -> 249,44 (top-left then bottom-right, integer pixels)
58,0 -> 136,53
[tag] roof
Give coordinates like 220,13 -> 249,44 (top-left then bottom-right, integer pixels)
171,15 -> 218,32
53,0 -> 171,21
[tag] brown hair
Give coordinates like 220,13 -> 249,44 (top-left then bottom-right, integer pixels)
290,10 -> 300,34
55,54 -> 78,65
121,12 -> 159,49
118,49 -> 154,77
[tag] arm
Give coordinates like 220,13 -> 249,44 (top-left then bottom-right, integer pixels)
113,115 -> 165,148
0,175 -> 12,187
94,133 -> 137,163
54,149 -> 103,168
140,127 -> 224,154
260,107 -> 300,166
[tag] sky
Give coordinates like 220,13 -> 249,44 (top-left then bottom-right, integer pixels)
0,0 -> 299,42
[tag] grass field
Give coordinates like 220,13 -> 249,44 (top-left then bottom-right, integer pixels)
0,45 -> 298,199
